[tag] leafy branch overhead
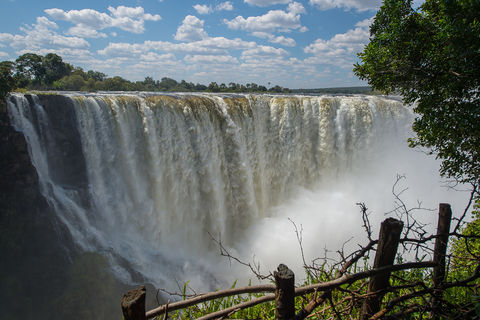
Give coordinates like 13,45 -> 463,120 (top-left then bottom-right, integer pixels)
354,0 -> 480,187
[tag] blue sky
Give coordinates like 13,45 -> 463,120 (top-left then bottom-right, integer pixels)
1,0 -> 385,88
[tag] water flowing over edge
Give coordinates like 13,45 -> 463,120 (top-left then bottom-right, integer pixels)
7,92 -> 464,290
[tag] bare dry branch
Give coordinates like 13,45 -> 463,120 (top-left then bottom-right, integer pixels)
357,202 -> 372,241
208,232 -> 273,281
453,184 -> 477,234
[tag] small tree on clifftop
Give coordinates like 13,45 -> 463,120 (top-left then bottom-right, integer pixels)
0,61 -> 16,102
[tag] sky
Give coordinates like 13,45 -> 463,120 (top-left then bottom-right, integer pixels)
0,0 -> 387,89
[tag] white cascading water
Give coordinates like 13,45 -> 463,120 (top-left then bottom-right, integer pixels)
7,93 -> 466,290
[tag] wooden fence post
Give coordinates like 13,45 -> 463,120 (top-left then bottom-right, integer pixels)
359,218 -> 403,320
122,285 -> 147,320
274,264 -> 295,320
432,203 -> 452,313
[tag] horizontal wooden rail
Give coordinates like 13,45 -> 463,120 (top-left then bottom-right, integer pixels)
146,284 -> 276,318
196,294 -> 275,320
295,261 -> 436,296
146,261 -> 436,319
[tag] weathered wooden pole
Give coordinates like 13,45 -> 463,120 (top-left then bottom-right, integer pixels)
274,264 -> 295,320
432,203 -> 452,314
121,285 -> 147,320
359,218 -> 403,320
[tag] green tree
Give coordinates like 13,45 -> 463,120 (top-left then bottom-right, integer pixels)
452,200 -> 480,272
258,85 -> 268,92
194,83 -> 207,91
142,76 -> 157,91
70,66 -> 87,80
269,85 -> 283,93
15,53 -> 44,87
54,75 -> 86,91
42,53 -> 71,86
83,78 -> 97,92
103,76 -> 133,91
354,0 -> 480,187
208,81 -> 219,92
0,61 -> 17,101
448,198 -> 480,310
158,77 -> 178,91
86,70 -> 107,82
179,79 -> 195,91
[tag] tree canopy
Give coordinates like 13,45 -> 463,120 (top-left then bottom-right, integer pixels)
0,61 -> 16,101
354,0 -> 480,187
1,53 -> 289,96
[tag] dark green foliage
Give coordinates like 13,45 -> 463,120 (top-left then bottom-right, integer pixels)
354,1 -> 480,315
14,53 -> 44,87
54,74 -> 87,91
142,76 -> 157,91
0,61 -> 16,101
354,0 -> 480,186
449,198 -> 480,310
103,76 -> 135,91
159,77 -> 178,90
42,53 -> 71,86
2,52 -> 291,94
86,70 -> 107,82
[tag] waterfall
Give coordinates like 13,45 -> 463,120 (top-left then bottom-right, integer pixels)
8,92 -> 426,288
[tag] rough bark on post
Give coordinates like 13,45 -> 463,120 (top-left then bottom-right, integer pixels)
274,264 -> 295,320
432,203 -> 452,313
122,285 -> 147,320
359,218 -> 403,320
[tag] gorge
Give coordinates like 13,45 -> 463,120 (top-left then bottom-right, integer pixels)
2,93 -> 465,319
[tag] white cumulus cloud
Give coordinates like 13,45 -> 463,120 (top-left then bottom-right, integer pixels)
244,0 -> 291,6
216,2 -> 234,11
44,6 -> 161,37
224,1 -> 305,33
269,35 -> 296,46
241,45 -> 289,59
194,2 -> 233,14
67,26 -> 107,38
288,1 -> 306,14
140,52 -> 176,62
98,36 -> 260,57
0,16 -> 90,56
304,18 -> 372,66
251,32 -> 296,46
184,54 -> 238,64
193,4 -> 213,15
108,6 -> 160,20
174,15 -> 208,42
309,0 -> 381,11
0,33 -> 15,43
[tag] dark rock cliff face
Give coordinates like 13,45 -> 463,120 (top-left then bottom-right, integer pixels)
35,95 -> 88,189
0,98 -> 135,319
0,100 -> 73,319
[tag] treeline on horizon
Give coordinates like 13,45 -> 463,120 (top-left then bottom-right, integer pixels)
0,52 -> 296,96
0,53 -> 376,98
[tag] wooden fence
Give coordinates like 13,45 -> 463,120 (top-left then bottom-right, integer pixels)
120,203 -> 471,319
